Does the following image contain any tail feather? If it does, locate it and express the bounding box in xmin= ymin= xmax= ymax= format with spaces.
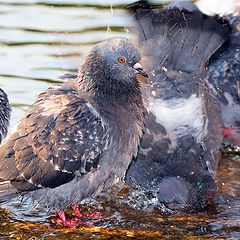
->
xmin=129 ymin=0 xmax=231 ymax=74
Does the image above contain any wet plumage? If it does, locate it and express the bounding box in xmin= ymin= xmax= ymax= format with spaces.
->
xmin=0 ymin=39 xmax=146 ymax=209
xmin=125 ymin=1 xmax=231 ymax=210
xmin=206 ymin=14 xmax=240 ymax=144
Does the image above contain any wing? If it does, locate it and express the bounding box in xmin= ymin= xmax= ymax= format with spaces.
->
xmin=59 ymin=73 xmax=78 ymax=80
xmin=0 ymin=84 xmax=108 ymax=192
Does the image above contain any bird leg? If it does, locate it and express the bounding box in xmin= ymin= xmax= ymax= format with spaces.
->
xmin=51 ymin=208 xmax=87 ymax=227
xmin=72 ymin=203 xmax=103 ymax=219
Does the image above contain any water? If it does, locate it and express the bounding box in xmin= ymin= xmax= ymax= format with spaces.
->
xmin=0 ymin=0 xmax=134 ymax=127
xmin=0 ymin=1 xmax=239 ymax=239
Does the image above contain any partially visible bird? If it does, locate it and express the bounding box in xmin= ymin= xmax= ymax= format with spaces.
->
xmin=0 ymin=88 xmax=11 ymax=144
xmin=125 ymin=0 xmax=231 ymax=210
xmin=0 ymin=39 xmax=147 ymax=212
xmin=168 ymin=0 xmax=240 ymax=146
xmin=204 ymin=14 xmax=240 ymax=144
xmin=196 ymin=0 xmax=240 ymax=16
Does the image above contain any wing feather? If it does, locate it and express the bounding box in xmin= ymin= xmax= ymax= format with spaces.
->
xmin=0 ymin=86 xmax=109 ymax=191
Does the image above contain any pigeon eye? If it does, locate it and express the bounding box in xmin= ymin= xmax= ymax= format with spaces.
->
xmin=118 ymin=57 xmax=125 ymax=63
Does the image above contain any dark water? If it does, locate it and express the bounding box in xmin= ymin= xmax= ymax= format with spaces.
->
xmin=0 ymin=1 xmax=239 ymax=239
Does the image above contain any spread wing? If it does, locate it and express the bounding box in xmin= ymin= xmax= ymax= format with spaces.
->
xmin=0 ymin=85 xmax=109 ymax=192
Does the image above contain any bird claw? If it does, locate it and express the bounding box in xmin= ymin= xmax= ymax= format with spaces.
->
xmin=51 ymin=208 xmax=88 ymax=227
xmin=72 ymin=203 xmax=103 ymax=219
xmin=51 ymin=203 xmax=103 ymax=227
xmin=72 ymin=203 xmax=84 ymax=217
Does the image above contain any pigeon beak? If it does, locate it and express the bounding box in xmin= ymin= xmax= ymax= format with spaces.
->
xmin=133 ymin=63 xmax=148 ymax=78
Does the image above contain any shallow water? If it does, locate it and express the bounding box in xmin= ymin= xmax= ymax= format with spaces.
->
xmin=0 ymin=1 xmax=239 ymax=239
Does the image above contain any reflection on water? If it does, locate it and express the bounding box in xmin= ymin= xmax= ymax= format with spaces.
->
xmin=0 ymin=1 xmax=239 ymax=239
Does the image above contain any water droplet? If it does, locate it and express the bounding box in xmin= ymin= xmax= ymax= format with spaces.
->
xmin=107 ymin=2 xmax=114 ymax=36
xmin=151 ymin=90 xmax=156 ymax=96
xmin=110 ymin=3 xmax=114 ymax=15
xmin=162 ymin=66 xmax=168 ymax=72
xmin=151 ymin=70 xmax=156 ymax=76
xmin=107 ymin=25 xmax=111 ymax=35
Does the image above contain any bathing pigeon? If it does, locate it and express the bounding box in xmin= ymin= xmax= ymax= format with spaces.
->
xmin=0 ymin=88 xmax=11 ymax=144
xmin=126 ymin=1 xmax=231 ymax=210
xmin=167 ymin=0 xmax=240 ymax=146
xmin=0 ymin=38 xmax=147 ymax=209
xmin=205 ymin=14 xmax=240 ymax=144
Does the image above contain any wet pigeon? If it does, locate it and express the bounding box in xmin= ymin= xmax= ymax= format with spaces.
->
xmin=0 ymin=88 xmax=11 ymax=144
xmin=125 ymin=1 xmax=231 ymax=210
xmin=170 ymin=1 xmax=240 ymax=145
xmin=0 ymin=38 xmax=147 ymax=209
xmin=205 ymin=14 xmax=240 ymax=144
xmin=167 ymin=0 xmax=240 ymax=146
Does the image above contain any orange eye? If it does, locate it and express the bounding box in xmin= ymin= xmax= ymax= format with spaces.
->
xmin=118 ymin=57 xmax=125 ymax=63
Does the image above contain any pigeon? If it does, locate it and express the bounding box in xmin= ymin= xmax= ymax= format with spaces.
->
xmin=170 ymin=1 xmax=240 ymax=145
xmin=205 ymin=14 xmax=240 ymax=144
xmin=0 ymin=38 xmax=147 ymax=210
xmin=167 ymin=0 xmax=240 ymax=146
xmin=125 ymin=0 xmax=231 ymax=210
xmin=0 ymin=88 xmax=11 ymax=144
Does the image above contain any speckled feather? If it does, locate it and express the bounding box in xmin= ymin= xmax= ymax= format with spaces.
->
xmin=0 ymin=39 xmax=145 ymax=209
xmin=0 ymin=87 xmax=109 ymax=189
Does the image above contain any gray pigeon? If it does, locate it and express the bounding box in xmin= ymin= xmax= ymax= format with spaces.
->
xmin=0 ymin=88 xmax=11 ymax=144
xmin=166 ymin=0 xmax=240 ymax=146
xmin=0 ymin=38 xmax=147 ymax=209
xmin=206 ymin=14 xmax=240 ymax=145
xmin=126 ymin=0 xmax=230 ymax=210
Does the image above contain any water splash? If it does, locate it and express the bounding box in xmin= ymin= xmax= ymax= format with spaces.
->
xmin=107 ymin=2 xmax=114 ymax=37
xmin=107 ymin=25 xmax=111 ymax=35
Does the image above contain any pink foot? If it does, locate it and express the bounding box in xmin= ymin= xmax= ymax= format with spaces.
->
xmin=72 ymin=203 xmax=103 ymax=219
xmin=223 ymin=126 xmax=240 ymax=144
xmin=51 ymin=208 xmax=87 ymax=227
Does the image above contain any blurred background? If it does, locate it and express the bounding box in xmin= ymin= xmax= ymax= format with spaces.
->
xmin=0 ymin=0 xmax=141 ymax=127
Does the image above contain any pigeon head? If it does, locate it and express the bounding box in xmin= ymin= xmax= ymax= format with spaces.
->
xmin=79 ymin=38 xmax=147 ymax=102
xmin=94 ymin=38 xmax=148 ymax=80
